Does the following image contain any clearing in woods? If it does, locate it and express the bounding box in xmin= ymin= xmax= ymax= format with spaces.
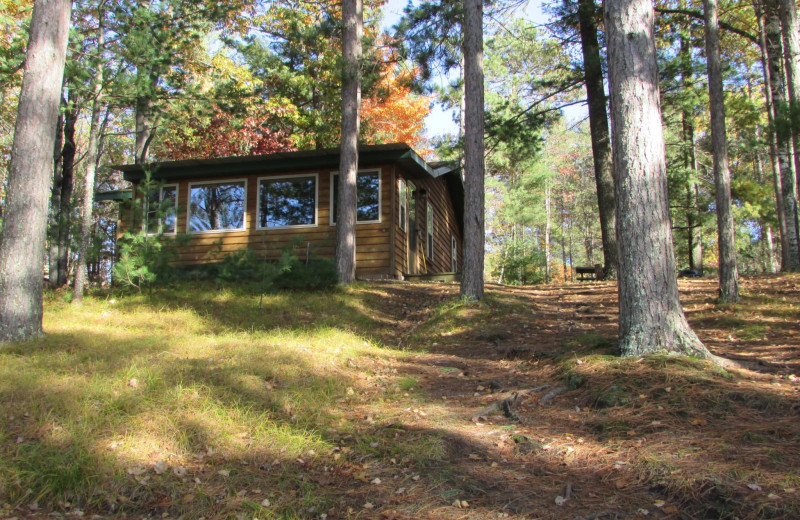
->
xmin=0 ymin=275 xmax=798 ymax=519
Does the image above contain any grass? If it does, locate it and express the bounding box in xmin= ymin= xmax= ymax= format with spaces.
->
xmin=1 ymin=277 xmax=798 ymax=519
xmin=1 ymin=285 xmax=412 ymax=517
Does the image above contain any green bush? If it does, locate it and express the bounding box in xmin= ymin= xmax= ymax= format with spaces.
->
xmin=213 ymin=240 xmax=338 ymax=292
xmin=274 ymin=257 xmax=339 ymax=291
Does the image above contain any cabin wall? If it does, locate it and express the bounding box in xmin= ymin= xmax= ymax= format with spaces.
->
xmin=393 ymin=172 xmax=462 ymax=278
xmin=130 ymin=165 xmax=395 ymax=278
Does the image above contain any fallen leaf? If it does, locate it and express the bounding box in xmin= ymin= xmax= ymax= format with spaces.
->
xmin=217 ymin=470 xmax=230 ymax=477
xmin=371 ymin=477 xmax=382 ymax=485
xmin=261 ymin=499 xmax=271 ymax=507
xmin=173 ymin=466 xmax=187 ymax=477
xmin=154 ymin=460 xmax=168 ymax=475
xmin=127 ymin=466 xmax=147 ymax=476
xmin=653 ymin=500 xmax=666 ymax=508
xmin=555 ymin=496 xmax=567 ymax=506
xmin=748 ymin=483 xmax=762 ymax=491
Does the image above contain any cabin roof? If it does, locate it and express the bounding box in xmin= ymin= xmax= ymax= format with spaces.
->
xmin=115 ymin=143 xmax=454 ymax=183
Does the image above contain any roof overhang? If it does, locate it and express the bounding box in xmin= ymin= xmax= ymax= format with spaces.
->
xmin=115 ymin=144 xmax=441 ymax=182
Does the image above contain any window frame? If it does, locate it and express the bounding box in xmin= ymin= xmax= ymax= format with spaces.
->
xmin=256 ymin=173 xmax=319 ymax=230
xmin=398 ymin=178 xmax=407 ymax=233
xmin=186 ymin=179 xmax=247 ymax=234
xmin=426 ymin=201 xmax=434 ymax=261
xmin=143 ymin=183 xmax=178 ymax=236
xmin=329 ymin=169 xmax=382 ymax=226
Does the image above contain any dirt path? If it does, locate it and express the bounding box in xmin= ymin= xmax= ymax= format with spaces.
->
xmin=342 ymin=276 xmax=800 ymax=519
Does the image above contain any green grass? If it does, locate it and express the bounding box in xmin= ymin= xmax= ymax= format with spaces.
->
xmin=0 ymin=283 xmax=416 ymax=515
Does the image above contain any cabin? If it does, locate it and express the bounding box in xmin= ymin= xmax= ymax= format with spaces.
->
xmin=113 ymin=143 xmax=464 ymax=280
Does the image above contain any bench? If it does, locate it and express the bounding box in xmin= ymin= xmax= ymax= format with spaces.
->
xmin=575 ymin=264 xmax=604 ymax=281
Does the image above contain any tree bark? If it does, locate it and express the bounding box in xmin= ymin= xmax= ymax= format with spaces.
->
xmin=461 ymin=0 xmax=485 ymax=301
xmin=779 ymin=0 xmax=800 ymax=195
xmin=764 ymin=0 xmax=800 ymax=270
xmin=48 ymin=97 xmax=65 ymax=287
xmin=756 ymin=4 xmax=791 ymax=266
xmin=73 ymin=11 xmax=105 ymax=303
xmin=55 ymin=91 xmax=78 ymax=287
xmin=678 ymin=25 xmax=703 ymax=273
xmin=0 ymin=0 xmax=72 ymax=343
xmin=604 ymin=0 xmax=712 ymax=358
xmin=135 ymin=94 xmax=153 ymax=164
xmin=704 ymin=0 xmax=740 ymax=302
xmin=577 ymin=0 xmax=618 ymax=280
xmin=545 ymin=183 xmax=551 ymax=283
xmin=335 ymin=0 xmax=362 ymax=284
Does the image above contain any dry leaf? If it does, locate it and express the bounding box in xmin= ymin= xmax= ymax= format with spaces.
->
xmin=371 ymin=477 xmax=382 ymax=485
xmin=555 ymin=496 xmax=567 ymax=506
xmin=154 ymin=460 xmax=168 ymax=475
xmin=217 ymin=470 xmax=230 ymax=477
xmin=261 ymin=499 xmax=271 ymax=507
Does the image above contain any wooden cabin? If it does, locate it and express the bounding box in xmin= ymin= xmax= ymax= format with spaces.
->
xmin=114 ymin=143 xmax=464 ymax=280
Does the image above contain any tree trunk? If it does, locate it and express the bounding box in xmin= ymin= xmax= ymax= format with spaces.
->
xmin=135 ymin=94 xmax=152 ymax=164
xmin=577 ymin=0 xmax=618 ymax=280
xmin=678 ymin=27 xmax=703 ymax=273
xmin=0 ymin=0 xmax=72 ymax=343
xmin=756 ymin=5 xmax=791 ymax=266
xmin=460 ymin=0 xmax=486 ymax=301
xmin=604 ymin=0 xmax=712 ymax=358
xmin=55 ymin=92 xmax=78 ymax=287
xmin=705 ymin=0 xmax=740 ymax=302
xmin=545 ymin=183 xmax=551 ymax=283
xmin=779 ymin=0 xmax=800 ymax=194
xmin=335 ymin=0 xmax=362 ymax=285
xmin=48 ymin=98 xmax=65 ymax=287
xmin=764 ymin=0 xmax=800 ymax=270
xmin=73 ymin=13 xmax=105 ymax=303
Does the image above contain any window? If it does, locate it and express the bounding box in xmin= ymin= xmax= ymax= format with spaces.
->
xmin=426 ymin=202 xmax=434 ymax=260
xmin=451 ymin=235 xmax=458 ymax=272
xmin=188 ymin=180 xmax=246 ymax=233
xmin=258 ymin=175 xmax=317 ymax=228
xmin=144 ymin=184 xmax=177 ymax=235
xmin=331 ymin=170 xmax=381 ymax=224
xmin=398 ymin=178 xmax=407 ymax=232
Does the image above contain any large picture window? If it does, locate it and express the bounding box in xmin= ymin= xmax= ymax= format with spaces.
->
xmin=144 ymin=184 xmax=177 ymax=235
xmin=188 ymin=180 xmax=246 ymax=232
xmin=331 ymin=170 xmax=381 ymax=224
xmin=258 ymin=175 xmax=317 ymax=228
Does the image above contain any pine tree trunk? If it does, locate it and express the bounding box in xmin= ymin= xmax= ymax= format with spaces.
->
xmin=56 ymin=93 xmax=78 ymax=286
xmin=756 ymin=4 xmax=791 ymax=266
xmin=73 ymin=14 xmax=105 ymax=303
xmin=135 ymin=94 xmax=152 ymax=164
xmin=545 ymin=183 xmax=551 ymax=283
xmin=605 ymin=0 xmax=712 ymax=358
xmin=679 ymin=28 xmax=703 ymax=273
xmin=705 ymin=0 xmax=740 ymax=302
xmin=335 ymin=0 xmax=362 ymax=284
xmin=765 ymin=0 xmax=800 ymax=270
xmin=779 ymin=0 xmax=800 ymax=194
xmin=460 ymin=0 xmax=485 ymax=301
xmin=48 ymin=99 xmax=65 ymax=287
xmin=577 ymin=0 xmax=617 ymax=280
xmin=0 ymin=0 xmax=72 ymax=343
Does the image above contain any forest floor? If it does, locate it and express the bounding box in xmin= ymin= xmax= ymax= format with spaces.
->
xmin=0 ymin=275 xmax=798 ymax=519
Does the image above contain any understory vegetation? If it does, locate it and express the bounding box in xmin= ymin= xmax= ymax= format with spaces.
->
xmin=0 ymin=276 xmax=798 ymax=519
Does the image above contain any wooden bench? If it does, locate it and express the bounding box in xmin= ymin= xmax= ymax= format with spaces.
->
xmin=575 ymin=264 xmax=604 ymax=281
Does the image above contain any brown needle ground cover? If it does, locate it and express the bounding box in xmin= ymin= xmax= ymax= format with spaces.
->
xmin=0 ymin=275 xmax=798 ymax=519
